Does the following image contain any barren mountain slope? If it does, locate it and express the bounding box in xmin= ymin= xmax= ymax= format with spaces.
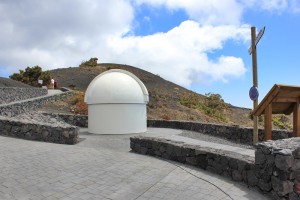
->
xmin=48 ymin=63 xmax=254 ymax=126
xmin=0 ymin=77 xmax=32 ymax=88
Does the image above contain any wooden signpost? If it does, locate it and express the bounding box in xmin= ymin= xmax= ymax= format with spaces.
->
xmin=249 ymin=26 xmax=265 ymax=144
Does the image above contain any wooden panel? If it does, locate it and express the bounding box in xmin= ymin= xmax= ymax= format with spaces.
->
xmin=293 ymin=102 xmax=300 ymax=137
xmin=253 ymin=84 xmax=280 ymax=116
xmin=272 ymin=102 xmax=292 ymax=114
xmin=254 ymin=84 xmax=300 ymax=116
xmin=273 ymin=97 xmax=299 ymax=103
xmin=264 ymin=103 xmax=272 ymax=141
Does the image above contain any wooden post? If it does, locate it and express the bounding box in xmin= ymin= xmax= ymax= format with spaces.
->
xmin=293 ymin=101 xmax=300 ymax=137
xmin=264 ymin=103 xmax=272 ymax=140
xmin=251 ymin=27 xmax=259 ymax=144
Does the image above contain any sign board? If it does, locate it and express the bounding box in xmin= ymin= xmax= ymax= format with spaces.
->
xmin=248 ymin=26 xmax=265 ymax=54
xmin=249 ymin=86 xmax=259 ymax=101
xmin=255 ymin=26 xmax=265 ymax=45
xmin=38 ymin=80 xmax=43 ymax=84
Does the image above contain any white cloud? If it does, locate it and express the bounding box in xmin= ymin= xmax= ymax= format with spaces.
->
xmin=242 ymin=0 xmax=300 ymax=13
xmin=134 ymin=0 xmax=244 ymax=25
xmin=0 ymin=0 xmax=134 ymax=73
xmin=261 ymin=0 xmax=288 ymax=11
xmin=104 ymin=20 xmax=248 ymax=86
xmin=0 ymin=0 xmax=250 ymax=87
xmin=134 ymin=0 xmax=299 ymax=24
xmin=290 ymin=0 xmax=300 ymax=13
xmin=6 ymin=0 xmax=298 ymax=88
xmin=243 ymin=0 xmax=288 ymax=12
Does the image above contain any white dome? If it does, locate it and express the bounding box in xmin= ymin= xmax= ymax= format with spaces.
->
xmin=84 ymin=69 xmax=149 ymax=104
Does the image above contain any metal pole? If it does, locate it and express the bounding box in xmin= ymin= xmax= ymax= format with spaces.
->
xmin=251 ymin=26 xmax=258 ymax=144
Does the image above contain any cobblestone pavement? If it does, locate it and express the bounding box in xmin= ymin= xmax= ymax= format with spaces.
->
xmin=0 ymin=128 xmax=270 ymax=200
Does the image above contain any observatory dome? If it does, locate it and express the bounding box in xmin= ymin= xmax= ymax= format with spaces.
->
xmin=84 ymin=69 xmax=148 ymax=104
xmin=84 ymin=69 xmax=149 ymax=134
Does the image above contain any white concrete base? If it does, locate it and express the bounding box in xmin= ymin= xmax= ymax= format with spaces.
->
xmin=88 ymin=104 xmax=147 ymax=134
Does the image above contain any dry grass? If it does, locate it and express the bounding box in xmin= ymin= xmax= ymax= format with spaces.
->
xmin=69 ymin=91 xmax=88 ymax=115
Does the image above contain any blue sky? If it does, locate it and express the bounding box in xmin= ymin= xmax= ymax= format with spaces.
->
xmin=0 ymin=0 xmax=300 ymax=108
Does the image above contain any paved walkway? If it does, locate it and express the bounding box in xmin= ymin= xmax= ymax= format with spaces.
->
xmin=0 ymin=128 xmax=270 ymax=200
xmin=47 ymin=89 xmax=63 ymax=96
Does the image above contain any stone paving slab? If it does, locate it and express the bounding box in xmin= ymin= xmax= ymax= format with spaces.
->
xmin=0 ymin=128 xmax=270 ymax=200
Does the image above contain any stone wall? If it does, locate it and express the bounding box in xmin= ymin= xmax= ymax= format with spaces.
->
xmin=0 ymin=116 xmax=79 ymax=144
xmin=35 ymin=115 xmax=292 ymax=144
xmin=0 ymin=91 xmax=74 ymax=117
xmin=147 ymin=120 xmax=292 ymax=144
xmin=0 ymin=87 xmax=47 ymax=104
xmin=0 ymin=90 xmax=77 ymax=144
xmin=255 ymin=139 xmax=300 ymax=199
xmin=130 ymin=136 xmax=300 ymax=200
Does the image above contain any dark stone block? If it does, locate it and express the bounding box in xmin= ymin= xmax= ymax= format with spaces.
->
xmin=237 ymin=161 xmax=247 ymax=171
xmin=186 ymin=157 xmax=197 ymax=166
xmin=159 ymin=145 xmax=166 ymax=153
xmin=247 ymin=170 xmax=258 ymax=186
xmin=232 ymin=170 xmax=243 ymax=181
xmin=271 ymin=176 xmax=294 ymax=196
xmin=220 ymin=156 xmax=229 ymax=166
xmin=275 ymin=154 xmax=294 ymax=171
xmin=148 ymin=149 xmax=155 ymax=156
xmin=140 ymin=147 xmax=148 ymax=155
xmin=162 ymin=153 xmax=169 ymax=159
xmin=152 ymin=141 xmax=160 ymax=150
xmin=266 ymin=155 xmax=275 ymax=166
xmin=177 ymin=156 xmax=186 ymax=163
xmin=154 ymin=150 xmax=161 ymax=156
xmin=173 ymin=146 xmax=182 ymax=156
xmin=289 ymin=192 xmax=300 ymax=200
xmin=258 ymin=179 xmax=272 ymax=192
xmin=228 ymin=158 xmax=238 ymax=170
xmin=196 ymin=155 xmax=208 ymax=169
xmin=255 ymin=149 xmax=266 ymax=165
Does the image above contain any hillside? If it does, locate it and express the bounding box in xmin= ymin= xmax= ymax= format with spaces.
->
xmin=0 ymin=77 xmax=32 ymax=88
xmin=48 ymin=63 xmax=254 ymax=126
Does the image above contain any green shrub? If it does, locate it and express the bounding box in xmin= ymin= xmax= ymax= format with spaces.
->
xmin=79 ymin=57 xmax=98 ymax=67
xmin=180 ymin=93 xmax=228 ymax=122
xmin=10 ymin=66 xmax=51 ymax=87
xmin=272 ymin=114 xmax=291 ymax=129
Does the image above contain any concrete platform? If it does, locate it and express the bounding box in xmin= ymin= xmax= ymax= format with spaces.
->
xmin=0 ymin=128 xmax=270 ymax=200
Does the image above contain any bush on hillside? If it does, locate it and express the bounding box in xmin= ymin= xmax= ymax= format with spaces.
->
xmin=180 ymin=93 xmax=228 ymax=122
xmin=79 ymin=57 xmax=98 ymax=68
xmin=9 ymin=66 xmax=51 ymax=87
xmin=69 ymin=91 xmax=88 ymax=115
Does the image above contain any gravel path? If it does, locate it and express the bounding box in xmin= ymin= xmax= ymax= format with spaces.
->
xmin=12 ymin=111 xmax=71 ymax=127
xmin=179 ymin=130 xmax=254 ymax=149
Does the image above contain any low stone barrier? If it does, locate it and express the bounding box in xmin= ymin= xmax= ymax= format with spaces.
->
xmin=30 ymin=116 xmax=292 ymax=144
xmin=0 ymin=90 xmax=77 ymax=144
xmin=0 ymin=87 xmax=47 ymax=104
xmin=130 ymin=136 xmax=300 ymax=200
xmin=147 ymin=120 xmax=292 ymax=144
xmin=36 ymin=116 xmax=292 ymax=144
xmin=0 ymin=116 xmax=79 ymax=144
xmin=0 ymin=91 xmax=74 ymax=117
xmin=255 ymin=139 xmax=300 ymax=199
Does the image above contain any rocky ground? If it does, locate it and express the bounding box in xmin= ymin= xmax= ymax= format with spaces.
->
xmin=12 ymin=111 xmax=71 ymax=128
